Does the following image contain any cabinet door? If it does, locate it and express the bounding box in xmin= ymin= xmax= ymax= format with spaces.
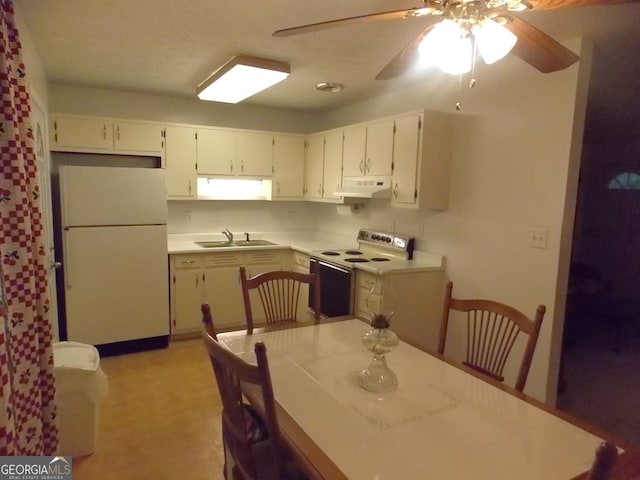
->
xmin=355 ymin=272 xmax=381 ymax=320
xmin=391 ymin=114 xmax=420 ymax=205
xmin=113 ymin=121 xmax=164 ymax=152
xmin=304 ymin=134 xmax=324 ymax=200
xmin=51 ymin=115 xmax=112 ymax=151
xmin=165 ymin=126 xmax=197 ymax=198
xmin=323 ymin=130 xmax=343 ymax=200
xmin=172 ymin=269 xmax=203 ymax=334
xmin=342 ymin=125 xmax=366 ymax=177
xmin=273 ymin=135 xmax=304 ymax=199
xmin=197 ymin=128 xmax=236 ymax=175
xmin=237 ymin=132 xmax=273 ymax=177
xmin=366 ymin=119 xmax=394 ymax=176
xmin=203 ymin=265 xmax=246 ymax=329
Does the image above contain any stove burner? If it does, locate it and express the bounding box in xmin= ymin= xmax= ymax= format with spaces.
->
xmin=370 ymin=257 xmax=391 ymax=262
xmin=321 ymin=251 xmax=341 ymax=256
xmin=345 ymin=258 xmax=370 ymax=263
xmin=345 ymin=250 xmax=363 ymax=255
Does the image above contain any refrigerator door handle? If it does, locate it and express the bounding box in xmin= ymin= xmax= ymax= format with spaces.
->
xmin=63 ymin=230 xmax=72 ymax=289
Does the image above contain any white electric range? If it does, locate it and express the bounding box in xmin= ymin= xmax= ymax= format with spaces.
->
xmin=309 ymin=229 xmax=445 ymax=351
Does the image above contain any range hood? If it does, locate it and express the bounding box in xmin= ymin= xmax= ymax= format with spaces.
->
xmin=334 ymin=176 xmax=392 ymax=199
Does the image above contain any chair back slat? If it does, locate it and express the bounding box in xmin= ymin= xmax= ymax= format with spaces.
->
xmin=240 ymin=266 xmax=320 ymax=331
xmin=202 ymin=324 xmax=285 ymax=480
xmin=440 ymin=281 xmax=545 ymax=392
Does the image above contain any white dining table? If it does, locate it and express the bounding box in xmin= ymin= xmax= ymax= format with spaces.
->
xmin=218 ymin=318 xmax=614 ymax=480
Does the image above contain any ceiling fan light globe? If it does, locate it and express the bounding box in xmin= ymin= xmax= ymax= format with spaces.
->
xmin=439 ymin=35 xmax=472 ymax=74
xmin=418 ymin=19 xmax=471 ymax=74
xmin=473 ymin=20 xmax=518 ymax=65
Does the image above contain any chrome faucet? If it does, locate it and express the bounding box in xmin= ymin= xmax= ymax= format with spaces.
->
xmin=222 ymin=229 xmax=233 ymax=244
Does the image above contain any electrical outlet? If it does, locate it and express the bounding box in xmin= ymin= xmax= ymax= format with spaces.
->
xmin=185 ymin=210 xmax=192 ymax=221
xmin=416 ymin=222 xmax=425 ymax=238
xmin=287 ymin=210 xmax=294 ymax=221
xmin=528 ymin=228 xmax=548 ymax=249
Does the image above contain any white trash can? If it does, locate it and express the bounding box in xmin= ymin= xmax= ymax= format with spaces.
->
xmin=53 ymin=341 xmax=108 ymax=457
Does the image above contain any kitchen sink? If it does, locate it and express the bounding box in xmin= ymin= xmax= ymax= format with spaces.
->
xmin=195 ymin=239 xmax=277 ymax=248
xmin=233 ymin=239 xmax=277 ymax=246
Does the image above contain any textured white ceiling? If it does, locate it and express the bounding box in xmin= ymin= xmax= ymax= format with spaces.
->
xmin=16 ymin=0 xmax=640 ymax=125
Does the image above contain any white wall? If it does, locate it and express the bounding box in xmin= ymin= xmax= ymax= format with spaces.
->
xmin=314 ymin=39 xmax=591 ymax=403
xmin=14 ymin=4 xmax=48 ymax=104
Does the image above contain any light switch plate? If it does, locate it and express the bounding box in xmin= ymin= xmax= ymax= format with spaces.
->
xmin=528 ymin=228 xmax=548 ymax=249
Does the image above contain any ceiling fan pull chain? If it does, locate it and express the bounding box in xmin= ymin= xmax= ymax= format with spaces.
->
xmin=456 ymin=74 xmax=463 ymax=111
xmin=469 ymin=37 xmax=478 ymax=89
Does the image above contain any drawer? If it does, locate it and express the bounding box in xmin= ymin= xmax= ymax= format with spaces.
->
xmin=358 ymin=271 xmax=379 ymax=291
xmin=356 ymin=292 xmax=381 ymax=319
xmin=203 ymin=252 xmax=244 ymax=267
xmin=292 ymin=251 xmax=310 ymax=269
xmin=172 ymin=254 xmax=204 ymax=268
xmin=246 ymin=250 xmax=284 ymax=264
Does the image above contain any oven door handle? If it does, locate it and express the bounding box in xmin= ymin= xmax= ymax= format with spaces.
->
xmin=315 ymin=259 xmax=352 ymax=275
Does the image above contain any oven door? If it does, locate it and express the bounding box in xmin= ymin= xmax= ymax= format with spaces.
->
xmin=309 ymin=258 xmax=354 ymax=317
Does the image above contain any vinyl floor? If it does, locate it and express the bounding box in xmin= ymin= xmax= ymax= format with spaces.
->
xmin=71 ymin=338 xmax=225 ymax=480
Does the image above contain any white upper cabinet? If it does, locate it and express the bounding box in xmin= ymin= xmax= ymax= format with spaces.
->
xmin=322 ymin=130 xmax=343 ymax=202
xmin=165 ymin=126 xmax=197 ymax=199
xmin=391 ymin=111 xmax=453 ymax=210
xmin=365 ymin=119 xmax=394 ymax=176
xmin=342 ymin=125 xmax=367 ymax=177
xmin=342 ymin=119 xmax=394 ymax=178
xmin=196 ymin=128 xmax=236 ymax=175
xmin=304 ymin=134 xmax=324 ymax=200
xmin=113 ymin=121 xmax=164 ymax=152
xmin=50 ymin=114 xmax=163 ymax=154
xmin=272 ymin=134 xmax=304 ymax=199
xmin=51 ymin=115 xmax=113 ymax=151
xmin=197 ymin=129 xmax=273 ymax=178
xmin=236 ymin=132 xmax=273 ymax=177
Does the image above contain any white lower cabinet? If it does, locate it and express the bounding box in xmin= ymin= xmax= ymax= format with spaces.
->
xmin=202 ymin=253 xmax=246 ymax=330
xmin=355 ymin=269 xmax=445 ymax=352
xmin=291 ymin=251 xmax=311 ymax=319
xmin=170 ymin=250 xmax=286 ymax=335
xmin=171 ymin=255 xmax=205 ymax=334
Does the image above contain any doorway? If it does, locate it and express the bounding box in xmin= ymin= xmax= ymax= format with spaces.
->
xmin=557 ymin=138 xmax=640 ymax=447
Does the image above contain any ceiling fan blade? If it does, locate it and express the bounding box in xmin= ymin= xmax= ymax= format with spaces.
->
xmin=375 ymin=25 xmax=436 ymax=80
xmin=273 ymin=8 xmax=429 ymax=37
xmin=529 ymin=0 xmax=640 ymax=11
xmin=505 ymin=17 xmax=579 ymax=73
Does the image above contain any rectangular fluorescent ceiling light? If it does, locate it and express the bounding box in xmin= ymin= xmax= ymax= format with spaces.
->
xmin=197 ymin=54 xmax=290 ymax=104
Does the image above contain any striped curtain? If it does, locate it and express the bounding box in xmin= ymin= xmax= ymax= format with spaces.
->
xmin=0 ymin=0 xmax=58 ymax=455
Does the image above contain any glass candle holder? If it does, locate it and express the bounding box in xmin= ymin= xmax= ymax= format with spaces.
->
xmin=358 ymin=313 xmax=399 ymax=393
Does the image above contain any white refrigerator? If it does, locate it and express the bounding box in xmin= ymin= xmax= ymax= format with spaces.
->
xmin=59 ymin=165 xmax=169 ymax=347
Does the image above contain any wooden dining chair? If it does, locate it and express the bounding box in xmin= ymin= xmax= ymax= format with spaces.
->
xmin=203 ymin=327 xmax=290 ymax=480
xmin=587 ymin=441 xmax=618 ymax=480
xmin=438 ymin=281 xmax=546 ymax=392
xmin=240 ymin=266 xmax=320 ymax=332
xmin=201 ymin=302 xmax=217 ymax=339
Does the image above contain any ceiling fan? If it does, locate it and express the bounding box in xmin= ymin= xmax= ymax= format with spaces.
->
xmin=273 ymin=0 xmax=638 ymax=79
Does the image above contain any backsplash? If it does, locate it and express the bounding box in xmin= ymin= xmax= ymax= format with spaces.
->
xmin=167 ymin=200 xmax=316 ymax=234
xmin=168 ymin=199 xmax=439 ymax=253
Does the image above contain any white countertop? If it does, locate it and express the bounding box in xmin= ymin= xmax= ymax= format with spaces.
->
xmin=167 ymin=230 xmax=445 ymax=274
